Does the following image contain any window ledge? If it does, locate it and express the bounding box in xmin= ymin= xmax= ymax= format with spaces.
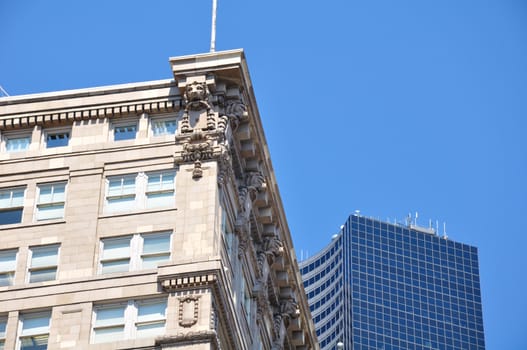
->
xmin=99 ymin=207 xmax=177 ymax=220
xmin=0 ymin=219 xmax=66 ymax=231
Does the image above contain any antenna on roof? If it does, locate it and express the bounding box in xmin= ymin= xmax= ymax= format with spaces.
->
xmin=0 ymin=85 xmax=9 ymax=97
xmin=210 ymin=0 xmax=218 ymax=52
xmin=443 ymin=222 xmax=448 ymax=239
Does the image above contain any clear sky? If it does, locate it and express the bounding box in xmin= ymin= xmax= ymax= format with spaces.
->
xmin=1 ymin=1 xmax=526 ymax=348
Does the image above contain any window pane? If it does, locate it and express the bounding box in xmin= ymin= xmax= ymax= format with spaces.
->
xmin=147 ymin=173 xmax=174 ymax=192
xmin=142 ymin=255 xmax=170 ymax=269
xmin=143 ymin=234 xmax=170 ymax=254
xmin=20 ymin=334 xmax=48 ymax=350
xmin=136 ymin=321 xmax=165 ymax=338
xmin=0 ymin=192 xmax=10 ymax=208
xmin=0 ymin=209 xmax=23 ymax=225
xmin=37 ymin=186 xmax=53 ymax=204
xmin=22 ymin=314 xmax=50 ymax=335
xmin=102 ymin=238 xmax=130 ymax=259
xmin=36 ymin=205 xmax=64 ymax=221
xmin=152 ymin=119 xmax=177 ymax=136
xmin=0 ymin=250 xmax=17 ymax=272
xmin=46 ymin=132 xmax=69 ymax=148
xmin=101 ymin=260 xmax=130 ymax=274
xmin=29 ymin=269 xmax=57 ymax=283
xmin=51 ymin=184 xmax=65 ymax=202
xmin=11 ymin=188 xmax=25 ymax=206
xmin=31 ymin=246 xmax=58 ymax=268
xmin=137 ymin=300 xmax=166 ymax=322
xmin=108 ymin=177 xmax=135 ymax=197
xmin=146 ymin=192 xmax=173 ymax=209
xmin=0 ymin=272 xmax=14 ymax=287
xmin=93 ymin=326 xmax=124 ymax=343
xmin=6 ymin=137 xmax=30 ymax=152
xmin=114 ymin=125 xmax=137 ymax=141
xmin=0 ymin=320 xmax=6 ymax=337
xmin=95 ymin=306 xmax=125 ymax=327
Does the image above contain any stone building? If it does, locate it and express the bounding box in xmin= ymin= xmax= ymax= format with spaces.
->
xmin=0 ymin=50 xmax=318 ymax=350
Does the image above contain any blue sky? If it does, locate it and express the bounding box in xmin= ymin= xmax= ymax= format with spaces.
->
xmin=1 ymin=1 xmax=526 ymax=348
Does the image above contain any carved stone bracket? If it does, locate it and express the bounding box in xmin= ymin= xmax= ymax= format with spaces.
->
xmin=222 ymin=97 xmax=248 ymax=131
xmin=178 ymin=296 xmax=200 ymax=328
xmin=262 ymin=235 xmax=284 ymax=267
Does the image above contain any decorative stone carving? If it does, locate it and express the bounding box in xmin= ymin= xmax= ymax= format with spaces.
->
xmin=233 ymin=171 xmax=265 ymax=257
xmin=216 ymin=143 xmax=233 ymax=186
xmin=280 ymin=298 xmax=300 ymax=326
xmin=262 ymin=234 xmax=284 ymax=266
xmin=223 ymin=98 xmax=247 ymax=131
xmin=175 ymin=132 xmax=214 ymax=179
xmin=178 ymin=296 xmax=200 ymax=328
xmin=156 ymin=330 xmax=220 ymax=350
xmin=181 ymin=81 xmax=216 ymax=133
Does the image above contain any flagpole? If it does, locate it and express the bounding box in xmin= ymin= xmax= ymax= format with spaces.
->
xmin=210 ymin=0 xmax=217 ymax=52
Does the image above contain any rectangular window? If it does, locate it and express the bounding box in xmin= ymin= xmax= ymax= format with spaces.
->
xmin=100 ymin=237 xmax=131 ymax=274
xmin=104 ymin=171 xmax=176 ymax=214
xmin=46 ymin=132 xmax=69 ymax=148
xmin=100 ymin=232 xmax=171 ymax=274
xmin=151 ymin=118 xmax=177 ymax=136
xmin=93 ymin=299 xmax=166 ymax=344
xmin=6 ymin=136 xmax=30 ymax=152
xmin=0 ymin=187 xmax=25 ymax=225
xmin=135 ymin=299 xmax=166 ymax=338
xmin=0 ymin=317 xmax=6 ymax=350
xmin=36 ymin=182 xmax=66 ymax=221
xmin=141 ymin=232 xmax=171 ymax=269
xmin=28 ymin=245 xmax=59 ymax=283
xmin=105 ymin=175 xmax=136 ymax=213
xmin=114 ymin=124 xmax=137 ymax=141
xmin=92 ymin=304 xmax=126 ymax=343
xmin=0 ymin=249 xmax=17 ymax=287
xmin=19 ymin=311 xmax=50 ymax=350
xmin=145 ymin=172 xmax=175 ymax=209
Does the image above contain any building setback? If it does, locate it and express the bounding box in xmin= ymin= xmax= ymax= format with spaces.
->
xmin=0 ymin=49 xmax=318 ymax=350
xmin=300 ymin=214 xmax=485 ymax=350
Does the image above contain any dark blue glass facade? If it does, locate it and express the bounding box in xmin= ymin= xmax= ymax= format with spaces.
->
xmin=300 ymin=214 xmax=485 ymax=350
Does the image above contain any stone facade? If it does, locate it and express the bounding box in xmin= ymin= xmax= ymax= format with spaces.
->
xmin=0 ymin=50 xmax=318 ymax=349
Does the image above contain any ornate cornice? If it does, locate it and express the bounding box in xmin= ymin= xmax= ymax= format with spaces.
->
xmin=0 ymin=98 xmax=180 ymax=130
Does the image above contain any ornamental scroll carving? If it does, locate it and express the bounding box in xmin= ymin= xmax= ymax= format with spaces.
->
xmin=178 ymin=296 xmax=200 ymax=328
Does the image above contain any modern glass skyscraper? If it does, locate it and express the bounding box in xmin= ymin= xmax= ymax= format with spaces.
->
xmin=300 ymin=214 xmax=485 ymax=350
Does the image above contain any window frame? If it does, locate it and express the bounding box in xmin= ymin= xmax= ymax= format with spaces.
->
xmin=92 ymin=298 xmax=167 ymax=344
xmin=0 ymin=186 xmax=26 ymax=225
xmin=0 ymin=249 xmax=18 ymax=287
xmin=18 ymin=311 xmax=51 ymax=350
xmin=35 ymin=182 xmax=67 ymax=221
xmin=27 ymin=244 xmax=60 ymax=284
